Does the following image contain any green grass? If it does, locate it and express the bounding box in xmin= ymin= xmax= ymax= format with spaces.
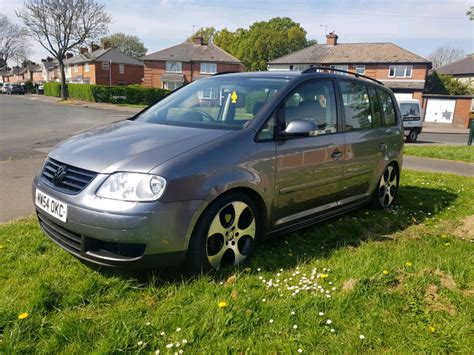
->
xmin=1 ymin=171 xmax=473 ymax=353
xmin=404 ymin=145 xmax=474 ymax=163
xmin=116 ymin=103 xmax=148 ymax=109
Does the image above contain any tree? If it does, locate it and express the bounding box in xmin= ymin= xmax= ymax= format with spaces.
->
xmin=467 ymin=6 xmax=473 ymax=20
xmin=0 ymin=14 xmax=30 ymax=70
xmin=187 ymin=27 xmax=217 ymax=43
xmin=424 ymin=71 xmax=473 ymax=95
xmin=427 ymin=46 xmax=466 ymax=69
xmin=17 ymin=0 xmax=111 ymax=99
xmin=213 ymin=17 xmax=316 ymax=71
xmin=100 ymin=32 xmax=147 ymax=59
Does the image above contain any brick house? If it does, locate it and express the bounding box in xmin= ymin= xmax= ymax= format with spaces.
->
xmin=436 ymin=56 xmax=474 ymax=87
xmin=63 ymin=46 xmax=144 ymax=85
xmin=142 ymin=36 xmax=245 ymax=89
xmin=268 ymin=32 xmax=432 ymax=102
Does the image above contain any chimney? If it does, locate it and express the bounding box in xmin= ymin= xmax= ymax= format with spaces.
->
xmin=326 ymin=31 xmax=338 ymax=46
xmin=65 ymin=52 xmax=73 ymax=59
xmin=192 ymin=36 xmax=204 ymax=45
xmin=102 ymin=40 xmax=112 ymax=49
xmin=80 ymin=47 xmax=88 ymax=54
xmin=47 ymin=56 xmax=53 ymax=62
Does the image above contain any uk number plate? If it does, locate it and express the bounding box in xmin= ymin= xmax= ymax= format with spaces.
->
xmin=35 ymin=189 xmax=68 ymax=222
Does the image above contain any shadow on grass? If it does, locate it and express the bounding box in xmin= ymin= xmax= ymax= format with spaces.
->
xmin=94 ymin=185 xmax=457 ymax=285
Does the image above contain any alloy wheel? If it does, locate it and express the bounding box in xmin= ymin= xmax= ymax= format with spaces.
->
xmin=378 ymin=165 xmax=398 ymax=208
xmin=206 ymin=201 xmax=256 ymax=269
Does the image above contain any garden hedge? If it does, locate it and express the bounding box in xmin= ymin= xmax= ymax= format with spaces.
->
xmin=44 ymin=82 xmax=169 ymax=106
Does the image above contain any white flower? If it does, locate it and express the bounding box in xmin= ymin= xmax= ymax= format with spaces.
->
xmin=330 ymin=328 xmax=335 ymax=333
xmin=176 ymin=343 xmax=181 ymax=347
xmin=280 ymin=268 xmax=283 ymax=272
xmin=182 ymin=339 xmax=188 ymax=344
xmin=178 ymin=351 xmax=183 ymax=354
xmin=146 ymin=322 xmax=151 ymax=326
xmin=293 ymin=324 xmax=298 ymax=329
xmin=319 ymin=312 xmax=324 ymax=316
xmin=138 ymin=341 xmax=144 ymax=346
xmin=291 ymin=311 xmax=296 ymax=315
xmin=155 ymin=350 xmax=160 ymax=355
xmin=166 ymin=343 xmax=174 ymax=349
xmin=269 ymin=319 xmax=274 ymax=324
xmin=257 ymin=268 xmax=261 ymax=271
xmin=259 ymin=276 xmax=263 ymax=280
xmin=326 ymin=319 xmax=333 ymax=325
xmin=262 ymin=298 xmax=266 ymax=302
xmin=359 ymin=334 xmax=366 ymax=340
xmin=160 ymin=331 xmax=165 ymax=336
xmin=297 ymin=349 xmax=303 ymax=353
xmin=176 ymin=328 xmax=182 ymax=332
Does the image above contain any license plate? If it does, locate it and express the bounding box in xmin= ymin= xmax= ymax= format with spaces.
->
xmin=35 ymin=189 xmax=68 ymax=222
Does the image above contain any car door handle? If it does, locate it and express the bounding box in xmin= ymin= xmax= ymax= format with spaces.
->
xmin=331 ymin=149 xmax=343 ymax=160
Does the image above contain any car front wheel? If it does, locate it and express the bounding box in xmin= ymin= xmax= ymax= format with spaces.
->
xmin=186 ymin=192 xmax=260 ymax=273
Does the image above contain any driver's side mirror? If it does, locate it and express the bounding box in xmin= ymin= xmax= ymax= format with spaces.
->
xmin=279 ymin=119 xmax=317 ymax=138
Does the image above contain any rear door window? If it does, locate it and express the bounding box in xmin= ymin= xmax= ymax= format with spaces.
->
xmin=377 ymin=89 xmax=397 ymax=126
xmin=339 ymin=81 xmax=372 ymax=131
xmin=367 ymin=86 xmax=383 ymax=128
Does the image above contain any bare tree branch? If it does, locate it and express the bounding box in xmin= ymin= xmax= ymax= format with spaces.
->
xmin=427 ymin=46 xmax=466 ymax=69
xmin=0 ymin=14 xmax=31 ymax=69
xmin=16 ymin=0 xmax=111 ymax=99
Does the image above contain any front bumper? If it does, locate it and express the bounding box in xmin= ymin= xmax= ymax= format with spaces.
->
xmin=32 ymin=173 xmax=207 ymax=269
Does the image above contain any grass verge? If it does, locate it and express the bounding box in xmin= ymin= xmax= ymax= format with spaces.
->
xmin=1 ymin=170 xmax=473 ymax=352
xmin=404 ymin=145 xmax=474 ymax=163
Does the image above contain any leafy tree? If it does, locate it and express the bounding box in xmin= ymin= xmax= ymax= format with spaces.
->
xmin=100 ymin=32 xmax=147 ymax=59
xmin=188 ymin=27 xmax=216 ymax=43
xmin=427 ymin=45 xmax=465 ymax=69
xmin=17 ymin=0 xmax=111 ymax=99
xmin=0 ymin=14 xmax=30 ymax=70
xmin=213 ymin=17 xmax=316 ymax=71
xmin=425 ymin=71 xmax=473 ymax=95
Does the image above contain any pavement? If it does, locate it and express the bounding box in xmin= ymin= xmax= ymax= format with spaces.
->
xmin=403 ymin=156 xmax=474 ymax=177
xmin=0 ymin=93 xmax=473 ymax=223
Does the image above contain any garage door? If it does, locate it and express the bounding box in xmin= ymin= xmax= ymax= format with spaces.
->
xmin=424 ymin=99 xmax=456 ymax=123
xmin=394 ymin=93 xmax=413 ymax=101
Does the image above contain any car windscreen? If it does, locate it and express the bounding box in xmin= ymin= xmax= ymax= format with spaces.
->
xmin=400 ymin=103 xmax=420 ymax=118
xmin=135 ymin=77 xmax=290 ymax=130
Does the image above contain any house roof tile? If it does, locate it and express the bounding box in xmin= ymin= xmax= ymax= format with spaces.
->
xmin=436 ymin=56 xmax=474 ymax=75
xmin=142 ymin=42 xmax=242 ymax=64
xmin=269 ymin=43 xmax=430 ymax=65
xmin=64 ymin=48 xmax=143 ymax=66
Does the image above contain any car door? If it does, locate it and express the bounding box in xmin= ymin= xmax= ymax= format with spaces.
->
xmin=338 ymin=80 xmax=387 ymax=200
xmin=274 ymin=79 xmax=345 ymax=225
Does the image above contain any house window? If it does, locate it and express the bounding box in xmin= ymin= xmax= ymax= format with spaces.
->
xmin=355 ymin=65 xmax=365 ymax=75
xmin=200 ymin=62 xmax=217 ymax=74
xmin=198 ymin=87 xmax=217 ymax=100
xmin=84 ymin=63 xmax=89 ymax=72
xmin=388 ymin=65 xmax=412 ymax=78
xmin=102 ymin=61 xmax=110 ymax=70
xmin=163 ymin=81 xmax=181 ymax=90
xmin=166 ymin=61 xmax=182 ymax=73
xmin=119 ymin=64 xmax=125 ymax=74
xmin=74 ymin=64 xmax=78 ymax=72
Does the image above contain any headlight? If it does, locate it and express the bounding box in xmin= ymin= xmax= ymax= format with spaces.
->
xmin=96 ymin=172 xmax=166 ymax=202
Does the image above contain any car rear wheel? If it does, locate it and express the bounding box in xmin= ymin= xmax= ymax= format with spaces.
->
xmin=407 ymin=130 xmax=418 ymax=143
xmin=372 ymin=164 xmax=399 ymax=209
xmin=186 ymin=192 xmax=260 ymax=273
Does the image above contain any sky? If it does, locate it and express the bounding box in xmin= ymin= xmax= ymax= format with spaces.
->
xmin=1 ymin=0 xmax=473 ymax=64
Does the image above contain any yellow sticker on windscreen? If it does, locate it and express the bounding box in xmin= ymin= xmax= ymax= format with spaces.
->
xmin=231 ymin=90 xmax=238 ymax=103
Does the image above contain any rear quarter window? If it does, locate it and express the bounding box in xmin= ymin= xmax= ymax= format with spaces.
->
xmin=377 ymin=89 xmax=397 ymax=126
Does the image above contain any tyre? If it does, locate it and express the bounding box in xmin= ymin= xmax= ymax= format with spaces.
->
xmin=406 ymin=130 xmax=418 ymax=143
xmin=186 ymin=191 xmax=261 ymax=273
xmin=371 ymin=164 xmax=399 ymax=209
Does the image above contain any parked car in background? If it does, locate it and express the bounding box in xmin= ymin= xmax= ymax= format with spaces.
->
xmin=399 ymin=99 xmax=422 ymax=142
xmin=6 ymin=84 xmax=26 ymax=95
xmin=37 ymin=84 xmax=44 ymax=94
xmin=1 ymin=83 xmax=9 ymax=94
xmin=33 ymin=69 xmax=404 ymax=272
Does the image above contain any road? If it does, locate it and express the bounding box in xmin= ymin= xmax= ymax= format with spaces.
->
xmin=0 ymin=94 xmax=471 ymax=222
xmin=0 ymin=94 xmax=134 ymax=222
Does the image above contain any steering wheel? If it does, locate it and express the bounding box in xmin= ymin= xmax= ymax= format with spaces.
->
xmin=198 ymin=110 xmax=216 ymax=122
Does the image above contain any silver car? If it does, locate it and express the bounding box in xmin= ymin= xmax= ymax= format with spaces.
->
xmin=33 ymin=69 xmax=404 ymax=271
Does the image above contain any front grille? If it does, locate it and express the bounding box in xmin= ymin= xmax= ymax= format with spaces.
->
xmin=38 ymin=213 xmax=82 ymax=254
xmin=40 ymin=158 xmax=97 ymax=194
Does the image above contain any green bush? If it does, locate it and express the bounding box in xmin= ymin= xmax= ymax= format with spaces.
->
xmin=68 ymin=84 xmax=94 ymax=101
xmin=44 ymin=82 xmax=61 ymax=97
xmin=90 ymin=85 xmax=169 ymax=105
xmin=24 ymin=82 xmax=36 ymax=94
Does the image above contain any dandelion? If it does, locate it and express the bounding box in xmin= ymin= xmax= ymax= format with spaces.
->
xmin=318 ymin=312 xmax=324 ymax=316
xmin=382 ymin=270 xmax=389 ymax=275
xmin=269 ymin=319 xmax=274 ymax=324
xmin=326 ymin=319 xmax=333 ymax=325
xmin=405 ymin=262 xmax=413 ymax=267
xmin=18 ymin=312 xmax=28 ymax=320
xmin=218 ymin=301 xmax=228 ymax=308
xmin=359 ymin=334 xmax=365 ymax=340
xmin=445 ymin=242 xmax=450 ymax=246
xmin=319 ymin=274 xmax=329 ymax=279
xmin=293 ymin=324 xmax=298 ymax=329
xmin=428 ymin=325 xmax=436 ymax=333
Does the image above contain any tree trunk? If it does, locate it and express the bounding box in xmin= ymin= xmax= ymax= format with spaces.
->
xmin=59 ymin=61 xmax=68 ymax=100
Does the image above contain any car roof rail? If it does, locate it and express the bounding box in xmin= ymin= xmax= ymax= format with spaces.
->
xmin=212 ymin=71 xmax=239 ymax=76
xmin=301 ymin=66 xmax=384 ymax=86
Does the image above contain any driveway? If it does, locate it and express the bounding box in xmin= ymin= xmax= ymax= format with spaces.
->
xmin=0 ymin=94 xmax=134 ymax=222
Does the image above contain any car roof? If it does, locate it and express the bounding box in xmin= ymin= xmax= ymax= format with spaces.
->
xmin=397 ymin=99 xmax=420 ymax=104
